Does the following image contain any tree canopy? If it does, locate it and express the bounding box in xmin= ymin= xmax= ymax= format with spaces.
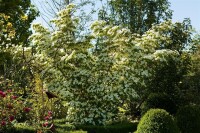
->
xmin=0 ymin=0 xmax=38 ymax=45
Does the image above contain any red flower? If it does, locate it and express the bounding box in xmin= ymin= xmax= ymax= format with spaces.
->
xmin=42 ymin=122 xmax=48 ymax=127
xmin=9 ymin=115 xmax=15 ymax=122
xmin=13 ymin=110 xmax=17 ymax=115
xmin=7 ymin=89 xmax=12 ymax=93
xmin=23 ymin=107 xmax=31 ymax=113
xmin=44 ymin=115 xmax=50 ymax=120
xmin=6 ymin=103 xmax=13 ymax=109
xmin=11 ymin=95 xmax=18 ymax=100
xmin=1 ymin=121 xmax=6 ymax=126
xmin=0 ymin=90 xmax=6 ymax=98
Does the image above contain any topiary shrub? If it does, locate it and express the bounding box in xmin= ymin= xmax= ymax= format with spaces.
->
xmin=136 ymin=109 xmax=179 ymax=133
xmin=176 ymin=104 xmax=200 ymax=133
xmin=141 ymin=93 xmax=177 ymax=115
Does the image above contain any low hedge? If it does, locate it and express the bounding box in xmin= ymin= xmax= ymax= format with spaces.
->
xmin=8 ymin=123 xmax=83 ymax=133
xmin=76 ymin=122 xmax=138 ymax=133
xmin=4 ymin=120 xmax=137 ymax=133
xmin=6 ymin=124 xmax=35 ymax=133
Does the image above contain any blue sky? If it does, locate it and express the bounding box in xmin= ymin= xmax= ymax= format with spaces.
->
xmin=169 ymin=0 xmax=200 ymax=31
xmin=32 ymin=0 xmax=200 ymax=31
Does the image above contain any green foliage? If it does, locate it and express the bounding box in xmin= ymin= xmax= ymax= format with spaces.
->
xmin=0 ymin=51 xmax=12 ymax=75
xmin=21 ymin=74 xmax=61 ymax=132
xmin=176 ymin=105 xmax=200 ymax=133
xmin=147 ymin=52 xmax=191 ymax=110
xmin=140 ymin=20 xmax=193 ymax=113
xmin=141 ymin=93 xmax=177 ymax=115
xmin=136 ymin=109 xmax=179 ymax=133
xmin=0 ymin=48 xmax=33 ymax=91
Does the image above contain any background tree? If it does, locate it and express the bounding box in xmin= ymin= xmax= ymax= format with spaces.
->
xmin=180 ymin=33 xmax=200 ymax=105
xmin=99 ymin=0 xmax=172 ymax=34
xmin=0 ymin=0 xmax=38 ymax=45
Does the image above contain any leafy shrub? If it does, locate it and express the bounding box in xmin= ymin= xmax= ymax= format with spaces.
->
xmin=176 ymin=105 xmax=200 ymax=133
xmin=141 ymin=93 xmax=177 ymax=115
xmin=136 ymin=109 xmax=179 ymax=133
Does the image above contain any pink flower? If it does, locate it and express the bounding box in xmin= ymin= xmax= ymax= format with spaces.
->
xmin=23 ymin=107 xmax=31 ymax=113
xmin=0 ymin=90 xmax=6 ymax=98
xmin=1 ymin=121 xmax=6 ymax=126
xmin=7 ymin=89 xmax=12 ymax=93
xmin=44 ymin=116 xmax=50 ymax=120
xmin=48 ymin=111 xmax=53 ymax=116
xmin=11 ymin=95 xmax=18 ymax=100
xmin=9 ymin=115 xmax=15 ymax=122
xmin=42 ymin=121 xmax=48 ymax=127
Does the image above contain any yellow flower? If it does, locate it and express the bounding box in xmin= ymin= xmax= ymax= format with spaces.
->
xmin=21 ymin=15 xmax=28 ymax=21
xmin=6 ymin=22 xmax=12 ymax=29
xmin=8 ymin=30 xmax=15 ymax=37
xmin=3 ymin=15 xmax=10 ymax=21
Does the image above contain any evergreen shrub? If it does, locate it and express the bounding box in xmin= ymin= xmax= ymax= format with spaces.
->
xmin=136 ymin=109 xmax=179 ymax=133
xmin=176 ymin=105 xmax=200 ymax=133
xmin=141 ymin=93 xmax=177 ymax=115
